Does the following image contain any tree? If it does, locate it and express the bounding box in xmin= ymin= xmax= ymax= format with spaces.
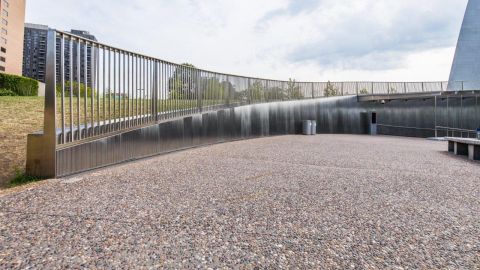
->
xmin=249 ymin=81 xmax=264 ymax=101
xmin=264 ymin=87 xmax=285 ymax=100
xmin=286 ymin=78 xmax=302 ymax=99
xmin=324 ymin=81 xmax=340 ymax=97
xmin=201 ymin=77 xmax=226 ymax=100
xmin=168 ymin=63 xmax=198 ymax=100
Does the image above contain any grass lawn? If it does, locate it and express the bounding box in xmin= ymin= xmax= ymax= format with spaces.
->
xmin=0 ymin=96 xmax=228 ymax=188
xmin=0 ymin=97 xmax=44 ymax=188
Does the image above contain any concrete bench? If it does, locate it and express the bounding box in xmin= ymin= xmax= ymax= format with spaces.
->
xmin=447 ymin=137 xmax=480 ymax=161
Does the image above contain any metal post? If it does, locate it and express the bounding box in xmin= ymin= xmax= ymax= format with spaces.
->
xmin=27 ymin=29 xmax=57 ymax=178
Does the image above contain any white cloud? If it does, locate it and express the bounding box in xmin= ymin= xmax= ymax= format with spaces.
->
xmin=26 ymin=0 xmax=467 ymax=81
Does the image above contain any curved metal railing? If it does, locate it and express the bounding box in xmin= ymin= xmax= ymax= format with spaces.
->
xmin=44 ymin=29 xmax=463 ymax=147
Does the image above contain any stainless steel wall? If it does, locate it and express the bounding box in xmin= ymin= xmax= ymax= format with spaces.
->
xmin=54 ymin=92 xmax=480 ymax=177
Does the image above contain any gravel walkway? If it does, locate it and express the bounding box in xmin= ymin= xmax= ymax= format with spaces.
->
xmin=1 ymin=135 xmax=479 ymax=269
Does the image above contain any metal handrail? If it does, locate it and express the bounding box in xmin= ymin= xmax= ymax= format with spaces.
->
xmin=435 ymin=126 xmax=478 ymax=138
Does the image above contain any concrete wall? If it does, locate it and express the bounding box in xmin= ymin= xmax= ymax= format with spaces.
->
xmin=37 ymin=82 xmax=45 ymax=97
xmin=50 ymin=93 xmax=480 ymax=177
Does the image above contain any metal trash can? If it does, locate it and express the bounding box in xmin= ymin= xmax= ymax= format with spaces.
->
xmin=477 ymin=128 xmax=480 ymax=140
xmin=311 ymin=120 xmax=317 ymax=135
xmin=369 ymin=112 xmax=377 ymax=135
xmin=302 ymin=120 xmax=312 ymax=135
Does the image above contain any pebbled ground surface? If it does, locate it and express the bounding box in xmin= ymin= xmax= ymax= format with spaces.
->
xmin=0 ymin=135 xmax=479 ymax=269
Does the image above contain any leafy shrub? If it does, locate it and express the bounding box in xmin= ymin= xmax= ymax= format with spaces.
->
xmin=324 ymin=81 xmax=340 ymax=97
xmin=0 ymin=73 xmax=39 ymax=96
xmin=359 ymin=88 xmax=370 ymax=95
xmin=0 ymin=88 xmax=18 ymax=96
xmin=56 ymin=81 xmax=96 ymax=97
xmin=286 ymin=79 xmax=303 ymax=99
xmin=388 ymin=87 xmax=397 ymax=94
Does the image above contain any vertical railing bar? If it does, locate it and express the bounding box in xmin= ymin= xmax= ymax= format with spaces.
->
xmin=154 ymin=60 xmax=158 ymax=122
xmin=149 ymin=59 xmax=153 ymax=122
xmin=182 ymin=65 xmax=185 ymax=116
xmin=142 ymin=57 xmax=145 ymax=124
xmin=108 ymin=49 xmax=111 ymax=132
xmin=77 ymin=38 xmax=81 ymax=140
xmin=180 ymin=65 xmax=184 ymax=116
xmin=196 ymin=69 xmax=200 ymax=113
xmin=173 ymin=64 xmax=177 ymax=118
xmin=143 ymin=57 xmax=146 ymax=123
xmin=60 ymin=34 xmax=66 ymax=144
xmin=118 ymin=51 xmax=122 ymax=129
xmin=186 ymin=66 xmax=190 ymax=114
xmin=69 ymin=37 xmax=73 ymax=142
xmin=84 ymin=41 xmax=88 ymax=138
xmin=135 ymin=56 xmax=139 ymax=126
xmin=188 ymin=68 xmax=196 ymax=114
xmin=122 ymin=52 xmax=126 ymax=129
xmin=147 ymin=57 xmax=150 ymax=123
xmin=170 ymin=64 xmax=174 ymax=118
xmin=168 ymin=63 xmax=171 ymax=119
xmin=113 ymin=50 xmax=117 ymax=131
xmin=141 ymin=56 xmax=145 ymax=124
xmin=160 ymin=62 xmax=164 ymax=120
xmin=96 ymin=45 xmax=100 ymax=136
xmin=90 ymin=43 xmax=95 ymax=137
xmin=139 ymin=57 xmax=143 ymax=124
xmin=180 ymin=65 xmax=183 ymax=116
xmin=121 ymin=53 xmax=123 ymax=126
xmin=146 ymin=58 xmax=150 ymax=122
xmin=102 ymin=47 xmax=106 ymax=135
xmin=126 ymin=53 xmax=130 ymax=127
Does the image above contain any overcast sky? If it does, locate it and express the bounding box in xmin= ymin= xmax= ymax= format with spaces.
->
xmin=26 ymin=0 xmax=468 ymax=82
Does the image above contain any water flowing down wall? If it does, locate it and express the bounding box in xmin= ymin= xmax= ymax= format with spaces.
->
xmin=51 ymin=92 xmax=480 ymax=177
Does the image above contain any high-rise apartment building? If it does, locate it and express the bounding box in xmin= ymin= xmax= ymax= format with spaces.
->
xmin=23 ymin=24 xmax=97 ymax=84
xmin=22 ymin=23 xmax=48 ymax=82
xmin=0 ymin=0 xmax=26 ymax=75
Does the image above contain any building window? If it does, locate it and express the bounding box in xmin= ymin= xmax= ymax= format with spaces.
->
xmin=1 ymin=19 xmax=6 ymax=26
xmin=0 ymin=56 xmax=4 ymax=62
xmin=2 ymin=0 xmax=8 ymax=8
xmin=1 ymin=9 xmax=7 ymax=17
xmin=1 ymin=37 xmax=6 ymax=44
xmin=0 ymin=66 xmax=5 ymax=72
xmin=1 ymin=28 xmax=6 ymax=35
xmin=1 ymin=47 xmax=5 ymax=53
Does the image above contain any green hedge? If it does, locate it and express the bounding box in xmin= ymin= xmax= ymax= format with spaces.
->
xmin=0 ymin=73 xmax=39 ymax=96
xmin=56 ymin=81 xmax=96 ymax=97
xmin=0 ymin=88 xmax=18 ymax=96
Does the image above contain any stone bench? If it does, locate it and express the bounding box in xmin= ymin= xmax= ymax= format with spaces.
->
xmin=447 ymin=137 xmax=480 ymax=161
